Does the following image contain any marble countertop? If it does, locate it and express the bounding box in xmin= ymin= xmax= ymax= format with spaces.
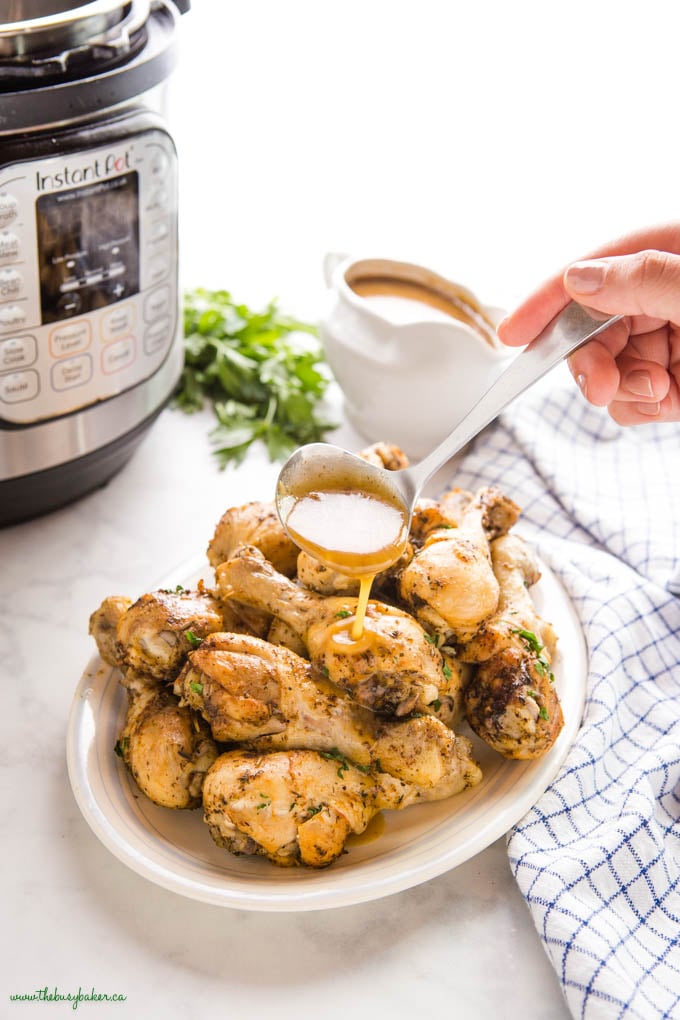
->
xmin=2 ymin=403 xmax=570 ymax=1019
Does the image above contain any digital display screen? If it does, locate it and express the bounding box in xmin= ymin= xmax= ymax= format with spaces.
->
xmin=36 ymin=172 xmax=140 ymax=324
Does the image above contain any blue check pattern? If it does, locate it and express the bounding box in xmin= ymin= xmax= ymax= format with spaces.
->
xmin=452 ymin=377 xmax=680 ymax=1020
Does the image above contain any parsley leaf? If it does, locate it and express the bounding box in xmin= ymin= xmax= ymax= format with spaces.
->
xmin=114 ymin=736 xmax=129 ymax=758
xmin=175 ymin=289 xmax=336 ymax=468
xmin=185 ymin=630 xmax=202 ymax=649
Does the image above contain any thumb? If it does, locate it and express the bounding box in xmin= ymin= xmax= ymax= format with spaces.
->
xmin=563 ymin=250 xmax=680 ymax=324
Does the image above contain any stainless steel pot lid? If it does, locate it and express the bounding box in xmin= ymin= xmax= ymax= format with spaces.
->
xmin=0 ymin=0 xmax=149 ymax=60
xmin=0 ymin=0 xmax=184 ymax=133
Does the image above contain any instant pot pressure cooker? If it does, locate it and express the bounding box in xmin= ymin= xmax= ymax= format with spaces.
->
xmin=0 ymin=0 xmax=189 ymax=526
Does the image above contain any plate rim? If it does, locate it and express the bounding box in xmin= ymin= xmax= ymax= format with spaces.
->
xmin=66 ymin=554 xmax=587 ymax=912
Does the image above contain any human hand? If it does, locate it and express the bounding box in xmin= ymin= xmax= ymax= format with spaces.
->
xmin=496 ymin=223 xmax=680 ymax=424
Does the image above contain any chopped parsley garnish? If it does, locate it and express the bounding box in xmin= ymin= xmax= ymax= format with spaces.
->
xmin=321 ymin=748 xmax=350 ymax=777
xmin=114 ymin=736 xmax=129 ymax=758
xmin=256 ymin=793 xmax=272 ymax=811
xmin=335 ymin=610 xmax=352 ymax=619
xmin=320 ymin=747 xmax=372 ymax=777
xmin=539 ymin=706 xmax=549 ymax=721
xmin=442 ymin=662 xmax=452 ymax=680
xmin=189 ymin=681 xmax=204 ymax=695
xmin=424 ymin=633 xmax=439 ymax=646
xmin=305 ymin=804 xmax=324 ymax=818
xmin=430 ymin=698 xmax=442 ymax=712
xmin=185 ymin=630 xmax=203 ymax=649
xmin=512 ymin=628 xmax=555 ymax=683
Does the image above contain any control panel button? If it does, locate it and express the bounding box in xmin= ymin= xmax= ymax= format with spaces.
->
xmin=148 ymin=254 xmax=170 ymax=286
xmin=146 ymin=187 xmax=168 ymax=212
xmin=102 ymin=336 xmax=136 ymax=374
xmin=0 ymin=193 xmax=18 ymax=228
xmin=143 ymin=285 xmax=171 ymax=323
xmin=149 ymin=218 xmax=169 ymax=243
xmin=0 ymin=231 xmax=19 ymax=261
xmin=51 ymin=353 xmax=92 ymax=391
xmin=149 ymin=149 xmax=169 ymax=177
xmin=144 ymin=316 xmax=170 ymax=355
xmin=0 ymin=334 xmax=36 ymax=371
xmin=0 ymin=304 xmax=26 ymax=328
xmin=0 ymin=368 xmax=39 ymax=404
xmin=0 ymin=267 xmax=23 ymax=300
xmin=49 ymin=319 xmax=91 ymax=358
xmin=56 ymin=292 xmax=82 ymax=317
xmin=101 ymin=303 xmax=135 ymax=341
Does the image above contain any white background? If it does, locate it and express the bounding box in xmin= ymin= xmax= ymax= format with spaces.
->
xmin=173 ymin=0 xmax=680 ymax=318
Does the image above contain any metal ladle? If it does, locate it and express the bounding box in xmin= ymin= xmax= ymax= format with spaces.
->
xmin=276 ymin=301 xmax=621 ymax=554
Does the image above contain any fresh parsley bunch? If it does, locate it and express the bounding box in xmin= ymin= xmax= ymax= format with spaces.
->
xmin=175 ymin=288 xmax=335 ymax=467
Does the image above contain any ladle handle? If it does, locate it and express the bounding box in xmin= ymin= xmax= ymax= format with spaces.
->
xmin=409 ymin=301 xmax=622 ymax=494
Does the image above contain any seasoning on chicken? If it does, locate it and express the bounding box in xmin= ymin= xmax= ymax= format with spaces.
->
xmin=397 ymin=486 xmax=520 ymax=644
xmin=202 ymin=743 xmax=480 ymax=868
xmin=266 ymin=616 xmax=308 ymax=658
xmin=88 ymin=595 xmax=132 ymax=667
xmin=174 ymin=632 xmax=480 ymax=789
xmin=459 ymin=533 xmax=557 ymax=663
xmin=90 ymin=585 xmax=263 ymax=682
xmin=207 ymin=500 xmax=299 ymax=575
xmin=115 ymin=672 xmax=218 ymax=809
xmin=215 ymin=545 xmax=451 ymax=716
xmin=356 ymin=440 xmax=409 ymax=472
xmin=464 ymin=639 xmax=563 ymax=759
xmin=203 ymin=749 xmax=378 ymax=867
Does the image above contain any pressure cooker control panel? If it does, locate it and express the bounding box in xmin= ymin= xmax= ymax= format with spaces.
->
xmin=0 ymin=128 xmax=178 ymax=425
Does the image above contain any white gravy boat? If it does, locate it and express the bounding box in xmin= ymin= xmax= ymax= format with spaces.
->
xmin=320 ymin=253 xmax=514 ymax=458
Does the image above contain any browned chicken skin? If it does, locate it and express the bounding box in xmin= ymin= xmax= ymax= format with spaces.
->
xmin=116 ymin=672 xmax=218 ymax=808
xmin=203 ymin=749 xmax=378 ymax=867
xmin=207 ymin=500 xmax=299 ymax=576
xmin=174 ymin=632 xmax=480 ymax=789
xmin=203 ymin=744 xmax=481 ymax=868
xmin=90 ymin=586 xmax=264 ymax=681
xmin=464 ymin=643 xmax=563 ymax=759
xmin=459 ymin=533 xmax=557 ymax=663
xmin=215 ymin=545 xmax=451 ymax=716
xmin=88 ymin=595 xmax=131 ymax=667
xmin=398 ymin=486 xmax=520 ymax=644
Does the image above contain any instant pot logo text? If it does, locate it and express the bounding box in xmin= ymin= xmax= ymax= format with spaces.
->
xmin=36 ymin=149 xmax=133 ymax=192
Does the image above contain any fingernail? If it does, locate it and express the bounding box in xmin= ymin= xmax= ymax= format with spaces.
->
xmin=625 ymin=371 xmax=654 ymax=398
xmin=636 ymin=401 xmax=660 ymax=417
xmin=576 ymin=373 xmax=588 ymax=399
xmin=565 ymin=261 xmax=607 ymax=294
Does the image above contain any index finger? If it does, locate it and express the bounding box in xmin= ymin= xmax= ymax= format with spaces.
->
xmin=497 ymin=222 xmax=680 ymax=347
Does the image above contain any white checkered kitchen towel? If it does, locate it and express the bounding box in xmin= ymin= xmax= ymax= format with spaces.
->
xmin=452 ymin=374 xmax=680 ymax=1020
